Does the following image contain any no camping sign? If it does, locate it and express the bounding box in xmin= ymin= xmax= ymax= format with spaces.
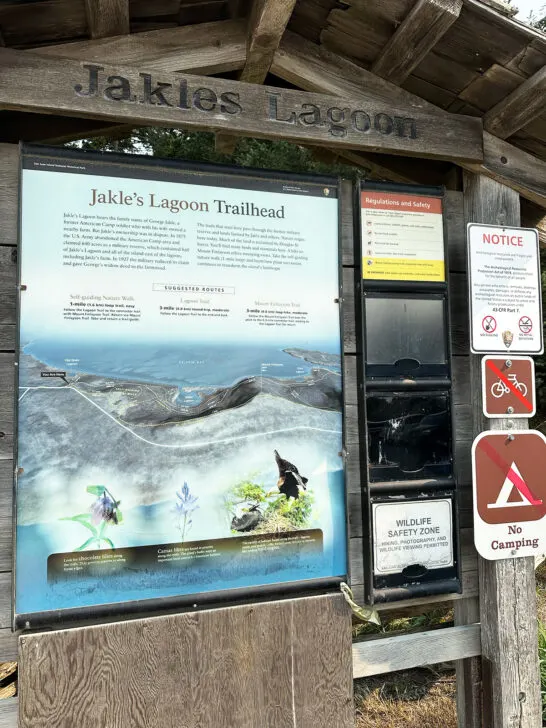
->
xmin=467 ymin=224 xmax=543 ymax=355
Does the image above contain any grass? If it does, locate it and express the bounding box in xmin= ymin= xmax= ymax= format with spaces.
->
xmin=354 ymin=669 xmax=456 ymax=728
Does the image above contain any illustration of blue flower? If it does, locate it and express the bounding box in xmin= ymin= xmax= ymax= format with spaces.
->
xmin=174 ymin=481 xmax=199 ymax=542
xmin=61 ymin=485 xmax=122 ymax=551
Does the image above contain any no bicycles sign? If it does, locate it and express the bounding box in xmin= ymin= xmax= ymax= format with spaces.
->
xmin=481 ymin=356 xmax=535 ymax=418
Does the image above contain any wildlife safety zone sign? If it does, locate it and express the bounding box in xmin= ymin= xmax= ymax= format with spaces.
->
xmin=481 ymin=356 xmax=535 ymax=418
xmin=472 ymin=431 xmax=546 ymax=560
xmin=467 ymin=223 xmax=543 ymax=355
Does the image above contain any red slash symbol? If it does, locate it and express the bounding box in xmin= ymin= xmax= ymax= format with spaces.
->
xmin=486 ymin=360 xmax=533 ymax=412
xmin=482 ymin=315 xmax=497 ymax=333
xmin=519 ymin=316 xmax=532 ymax=334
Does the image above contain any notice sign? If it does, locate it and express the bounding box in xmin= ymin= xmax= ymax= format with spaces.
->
xmin=468 ymin=223 xmax=543 ymax=354
xmin=472 ymin=431 xmax=546 ymax=560
xmin=361 ymin=187 xmax=445 ymax=282
xmin=482 ymin=355 xmax=535 ymax=418
xmin=372 ymin=499 xmax=454 ymax=575
xmin=15 ymin=147 xmax=347 ymax=622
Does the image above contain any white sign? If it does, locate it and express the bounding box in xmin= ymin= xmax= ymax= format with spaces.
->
xmin=372 ymin=499 xmax=454 ymax=575
xmin=468 ymin=223 xmax=543 ymax=354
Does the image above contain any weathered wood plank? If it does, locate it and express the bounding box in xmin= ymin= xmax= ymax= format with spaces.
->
xmin=31 ymin=20 xmax=248 ymax=76
xmin=292 ymin=596 xmax=353 ymax=726
xmin=353 ymin=624 xmax=481 ymax=678
xmin=17 ymin=594 xmax=353 ymax=728
xmin=463 ymin=171 xmax=542 ymax=728
xmin=483 ymin=65 xmax=546 ymax=140
xmin=0 ymin=573 xmax=11 ymax=630
xmin=273 ymin=35 xmax=546 ymax=210
xmin=372 ymin=0 xmax=463 ymax=86
xmin=0 ymin=354 xmax=15 ymax=435
xmin=0 ymin=248 xmax=16 ymax=327
xmin=0 ymin=0 xmax=87 ymax=47
xmin=0 ymin=699 xmax=17 ymax=728
xmin=0 ymin=145 xmax=19 ymax=249
xmin=455 ymin=597 xmax=482 ymax=728
xmin=239 ymin=0 xmax=298 ymax=85
xmin=0 ymin=460 xmax=13 ymax=573
xmin=445 ymin=190 xmax=466 ymax=272
xmin=340 ymin=179 xmax=354 ymax=267
xmin=84 ymin=0 xmax=129 ymax=39
xmin=0 ymin=48 xmax=484 ymax=164
xmin=0 ymin=628 xmax=17 ymax=662
xmin=464 ymin=132 xmax=546 ymax=209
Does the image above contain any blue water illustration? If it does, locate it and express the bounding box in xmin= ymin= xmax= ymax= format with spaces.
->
xmin=22 ymin=340 xmax=341 ymax=388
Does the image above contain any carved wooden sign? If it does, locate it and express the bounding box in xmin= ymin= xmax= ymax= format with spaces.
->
xmin=0 ymin=48 xmax=484 ymax=162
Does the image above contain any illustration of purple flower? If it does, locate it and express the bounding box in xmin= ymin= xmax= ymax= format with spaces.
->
xmin=174 ymin=481 xmax=199 ymax=542
xmin=61 ymin=485 xmax=122 ymax=551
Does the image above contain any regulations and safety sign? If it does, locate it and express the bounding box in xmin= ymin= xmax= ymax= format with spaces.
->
xmin=361 ymin=187 xmax=445 ymax=282
xmin=481 ymin=355 xmax=536 ymax=418
xmin=472 ymin=431 xmax=546 ymax=560
xmin=372 ymin=499 xmax=454 ymax=575
xmin=468 ymin=223 xmax=543 ymax=354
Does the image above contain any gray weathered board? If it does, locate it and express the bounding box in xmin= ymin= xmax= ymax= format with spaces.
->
xmin=17 ymin=594 xmax=354 ymax=728
xmin=0 ymin=48 xmax=484 ymax=163
xmin=0 ymin=147 xmax=478 ymax=664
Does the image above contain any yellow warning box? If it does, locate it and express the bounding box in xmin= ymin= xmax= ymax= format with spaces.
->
xmin=363 ymin=257 xmax=445 ymax=282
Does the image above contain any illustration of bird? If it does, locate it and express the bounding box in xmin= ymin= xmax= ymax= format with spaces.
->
xmin=274 ymin=449 xmax=308 ymax=500
xmin=231 ymin=504 xmax=263 ymax=532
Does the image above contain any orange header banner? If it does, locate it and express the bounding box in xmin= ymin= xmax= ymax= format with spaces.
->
xmin=361 ymin=191 xmax=442 ymax=214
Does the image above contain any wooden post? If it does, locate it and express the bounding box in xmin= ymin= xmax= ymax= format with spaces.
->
xmin=463 ymin=171 xmax=542 ymax=728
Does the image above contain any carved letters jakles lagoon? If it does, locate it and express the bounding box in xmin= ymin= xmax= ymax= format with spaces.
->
xmin=74 ymin=64 xmax=418 ymax=141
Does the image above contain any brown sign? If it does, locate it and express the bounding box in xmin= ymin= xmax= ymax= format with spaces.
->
xmin=481 ymin=355 xmax=535 ymax=418
xmin=472 ymin=431 xmax=546 ymax=560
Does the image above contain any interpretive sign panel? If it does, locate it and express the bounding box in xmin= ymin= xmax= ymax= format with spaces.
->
xmin=14 ymin=146 xmax=346 ymax=624
xmin=468 ymin=223 xmax=543 ymax=354
xmin=360 ymin=186 xmax=445 ymax=282
xmin=472 ymin=431 xmax=546 ymax=560
xmin=372 ymin=499 xmax=454 ymax=575
xmin=482 ymin=355 xmax=535 ymax=418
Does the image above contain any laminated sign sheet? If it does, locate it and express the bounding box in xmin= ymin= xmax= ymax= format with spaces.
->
xmin=361 ymin=190 xmax=445 ymax=282
xmin=14 ymin=147 xmax=347 ymax=624
xmin=468 ymin=224 xmax=543 ymax=355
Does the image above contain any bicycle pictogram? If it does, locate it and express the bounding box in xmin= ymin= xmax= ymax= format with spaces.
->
xmin=490 ymin=373 xmax=528 ymax=399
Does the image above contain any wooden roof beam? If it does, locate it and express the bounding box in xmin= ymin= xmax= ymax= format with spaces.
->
xmin=483 ymin=65 xmax=546 ymax=139
xmin=371 ymin=0 xmax=463 ymax=85
xmin=239 ymin=0 xmax=298 ymax=85
xmin=84 ymin=0 xmax=130 ymax=39
xmin=28 ymin=20 xmax=248 ymax=76
xmin=215 ymin=0 xmax=298 ymax=154
xmin=272 ymin=34 xmax=546 ymax=209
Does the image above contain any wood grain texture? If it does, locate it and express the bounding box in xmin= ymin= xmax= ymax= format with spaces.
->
xmin=239 ymin=0 xmax=298 ymax=85
xmin=484 ymin=65 xmax=546 ymax=140
xmin=0 ymin=0 xmax=87 ymax=47
xmin=0 ymin=145 xmax=19 ymax=249
xmin=18 ymin=594 xmax=353 ymax=728
xmin=463 ymin=172 xmax=542 ymax=728
xmin=0 ymin=460 xmax=13 ymax=572
xmin=0 ymin=573 xmax=12 ymax=629
xmin=372 ymin=0 xmax=463 ymax=85
xmin=0 ymin=47 xmax=484 ymax=164
xmin=353 ymin=624 xmax=480 ymax=678
xmin=455 ymin=597 xmax=482 ymax=728
xmin=464 ymin=132 xmax=546 ymax=209
xmin=32 ymin=20 xmax=248 ymax=76
xmin=0 ymin=628 xmax=17 ymax=662
xmin=0 ymin=354 xmax=15 ymax=435
xmin=0 ymin=699 xmax=17 ymax=728
xmin=0 ymin=248 xmax=16 ymax=327
xmin=84 ymin=0 xmax=129 ymax=39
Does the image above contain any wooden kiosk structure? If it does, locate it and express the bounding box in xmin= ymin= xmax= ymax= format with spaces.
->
xmin=0 ymin=0 xmax=545 ymax=725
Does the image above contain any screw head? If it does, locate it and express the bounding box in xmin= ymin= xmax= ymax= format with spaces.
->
xmin=506 ymin=359 xmax=512 ymax=368
xmin=507 ymin=406 xmax=514 ymax=414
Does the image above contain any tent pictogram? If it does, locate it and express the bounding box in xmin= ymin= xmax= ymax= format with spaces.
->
xmin=487 ymin=462 xmax=543 ymax=509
